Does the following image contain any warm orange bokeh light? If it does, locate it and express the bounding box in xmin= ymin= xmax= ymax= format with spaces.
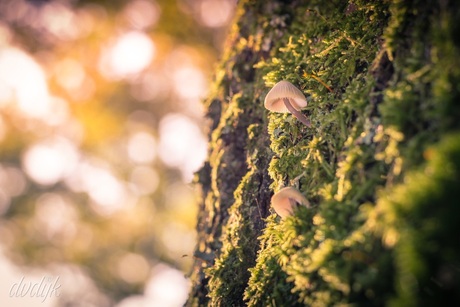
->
xmin=0 ymin=0 xmax=236 ymax=305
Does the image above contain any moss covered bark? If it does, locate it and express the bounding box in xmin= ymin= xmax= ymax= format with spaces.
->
xmin=188 ymin=0 xmax=460 ymax=306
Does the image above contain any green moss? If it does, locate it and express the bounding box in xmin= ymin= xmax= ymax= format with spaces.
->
xmin=189 ymin=0 xmax=460 ymax=306
xmin=368 ymin=133 xmax=460 ymax=306
xmin=244 ymin=214 xmax=307 ymax=306
xmin=207 ymin=169 xmax=262 ymax=306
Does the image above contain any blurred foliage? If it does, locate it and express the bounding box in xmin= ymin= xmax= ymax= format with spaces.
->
xmin=189 ymin=0 xmax=460 ymax=306
xmin=0 ymin=0 xmax=236 ymax=305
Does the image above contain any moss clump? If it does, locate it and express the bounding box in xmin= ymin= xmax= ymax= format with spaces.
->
xmin=368 ymin=133 xmax=460 ymax=306
xmin=189 ymin=0 xmax=460 ymax=306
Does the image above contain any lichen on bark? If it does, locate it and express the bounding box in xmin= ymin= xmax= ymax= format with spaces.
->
xmin=188 ymin=0 xmax=460 ymax=306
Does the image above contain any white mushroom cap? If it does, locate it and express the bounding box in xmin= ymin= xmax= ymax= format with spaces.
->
xmin=264 ymin=80 xmax=308 ymax=113
xmin=271 ymin=187 xmax=310 ymax=218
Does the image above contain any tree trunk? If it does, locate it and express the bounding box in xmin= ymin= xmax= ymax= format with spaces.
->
xmin=188 ymin=0 xmax=460 ymax=306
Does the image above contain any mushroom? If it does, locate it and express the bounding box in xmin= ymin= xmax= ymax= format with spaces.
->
xmin=264 ymin=80 xmax=311 ymax=127
xmin=271 ymin=187 xmax=310 ymax=218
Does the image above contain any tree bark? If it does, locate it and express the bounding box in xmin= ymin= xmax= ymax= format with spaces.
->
xmin=188 ymin=0 xmax=460 ymax=306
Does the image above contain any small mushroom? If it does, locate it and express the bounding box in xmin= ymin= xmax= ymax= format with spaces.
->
xmin=271 ymin=187 xmax=310 ymax=218
xmin=264 ymin=80 xmax=311 ymax=127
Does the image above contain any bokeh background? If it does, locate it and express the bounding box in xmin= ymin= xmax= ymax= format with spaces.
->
xmin=0 ymin=0 xmax=236 ymax=306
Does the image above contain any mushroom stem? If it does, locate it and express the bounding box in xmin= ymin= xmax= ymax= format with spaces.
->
xmin=283 ymin=98 xmax=311 ymax=127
